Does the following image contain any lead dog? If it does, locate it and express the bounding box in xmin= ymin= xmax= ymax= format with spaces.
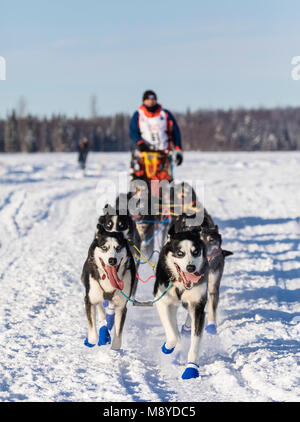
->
xmin=81 ymin=225 xmax=136 ymax=349
xmin=181 ymin=224 xmax=233 ymax=335
xmin=153 ymin=230 xmax=209 ymax=379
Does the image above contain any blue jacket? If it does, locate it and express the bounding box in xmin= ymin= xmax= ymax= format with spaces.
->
xmin=129 ymin=105 xmax=182 ymax=150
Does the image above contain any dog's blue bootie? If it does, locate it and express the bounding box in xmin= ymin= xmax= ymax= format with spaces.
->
xmin=181 ymin=324 xmax=191 ymax=336
xmin=161 ymin=342 xmax=175 ymax=354
xmin=181 ymin=363 xmax=199 ymax=380
xmin=98 ymin=325 xmax=111 ymax=346
xmin=106 ymin=313 xmax=115 ymax=331
xmin=106 ymin=306 xmax=115 ymax=331
xmin=84 ymin=338 xmax=96 ymax=348
xmin=205 ymin=322 xmax=217 ymax=335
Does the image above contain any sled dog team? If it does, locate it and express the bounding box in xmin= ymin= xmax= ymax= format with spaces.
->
xmin=81 ymin=193 xmax=233 ymax=380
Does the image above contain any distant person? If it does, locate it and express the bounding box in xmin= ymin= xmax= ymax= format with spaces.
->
xmin=78 ymin=137 xmax=89 ymax=170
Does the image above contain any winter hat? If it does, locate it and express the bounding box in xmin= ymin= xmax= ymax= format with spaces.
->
xmin=143 ymin=90 xmax=157 ymax=101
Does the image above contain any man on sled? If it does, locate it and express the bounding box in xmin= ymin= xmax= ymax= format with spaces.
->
xmin=129 ymin=90 xmax=183 ymax=184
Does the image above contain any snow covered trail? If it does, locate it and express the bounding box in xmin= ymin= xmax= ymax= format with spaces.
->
xmin=0 ymin=152 xmax=299 ymax=402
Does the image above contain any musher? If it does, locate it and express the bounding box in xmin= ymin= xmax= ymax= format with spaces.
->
xmin=129 ymin=90 xmax=183 ymax=183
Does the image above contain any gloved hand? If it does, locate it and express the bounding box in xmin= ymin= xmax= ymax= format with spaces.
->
xmin=138 ymin=141 xmax=152 ymax=152
xmin=175 ymin=150 xmax=183 ymax=166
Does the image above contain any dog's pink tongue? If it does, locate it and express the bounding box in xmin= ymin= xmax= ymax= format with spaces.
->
xmin=183 ymin=272 xmax=201 ymax=284
xmin=104 ymin=265 xmax=124 ymax=290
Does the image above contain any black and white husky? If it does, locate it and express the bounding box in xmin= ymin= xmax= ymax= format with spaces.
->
xmin=81 ymin=225 xmax=136 ymax=349
xmin=199 ymin=225 xmax=233 ymax=334
xmin=180 ymin=224 xmax=233 ymax=336
xmin=100 ymin=200 xmax=141 ymax=253
xmin=153 ymin=230 xmax=209 ymax=379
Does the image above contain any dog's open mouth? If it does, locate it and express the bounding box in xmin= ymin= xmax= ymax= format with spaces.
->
xmin=100 ymin=257 xmax=124 ymax=290
xmin=175 ymin=264 xmax=203 ymax=290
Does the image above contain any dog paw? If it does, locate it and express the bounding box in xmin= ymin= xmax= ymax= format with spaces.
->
xmin=181 ymin=363 xmax=199 ymax=380
xmin=205 ymin=322 xmax=217 ymax=335
xmin=161 ymin=342 xmax=175 ymax=354
xmin=181 ymin=324 xmax=191 ymax=336
xmin=98 ymin=326 xmax=111 ymax=346
xmin=84 ymin=337 xmax=96 ymax=348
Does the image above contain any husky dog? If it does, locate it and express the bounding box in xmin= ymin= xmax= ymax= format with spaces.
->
xmin=169 ymin=208 xmax=215 ymax=236
xmin=153 ymin=230 xmax=209 ymax=379
xmin=199 ymin=225 xmax=233 ymax=334
xmin=81 ymin=225 xmax=136 ymax=349
xmin=100 ymin=199 xmax=141 ymax=252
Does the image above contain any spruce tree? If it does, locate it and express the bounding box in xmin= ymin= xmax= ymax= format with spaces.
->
xmin=4 ymin=111 xmax=20 ymax=152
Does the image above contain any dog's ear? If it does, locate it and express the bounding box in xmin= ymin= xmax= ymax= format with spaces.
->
xmin=222 ymin=250 xmax=233 ymax=258
xmin=168 ymin=223 xmax=176 ymax=238
xmin=88 ymin=237 xmax=99 ymax=255
xmin=96 ymin=223 xmax=105 ymax=237
xmin=98 ymin=215 xmax=105 ymax=226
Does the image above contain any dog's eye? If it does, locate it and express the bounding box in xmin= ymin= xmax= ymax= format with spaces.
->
xmin=100 ymin=245 xmax=108 ymax=251
xmin=105 ymin=221 xmax=113 ymax=230
xmin=115 ymin=245 xmax=122 ymax=252
xmin=176 ymin=250 xmax=185 ymax=258
xmin=192 ymin=249 xmax=199 ymax=256
xmin=118 ymin=222 xmax=125 ymax=230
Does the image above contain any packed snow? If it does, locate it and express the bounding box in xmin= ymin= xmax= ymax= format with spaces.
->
xmin=0 ymin=151 xmax=299 ymax=402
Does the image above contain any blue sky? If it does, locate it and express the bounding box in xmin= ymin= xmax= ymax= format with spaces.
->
xmin=1 ymin=0 xmax=300 ymax=117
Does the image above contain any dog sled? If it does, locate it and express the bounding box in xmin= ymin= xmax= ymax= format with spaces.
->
xmin=130 ymin=149 xmax=174 ymax=184
xmin=129 ymin=150 xmax=174 ymax=256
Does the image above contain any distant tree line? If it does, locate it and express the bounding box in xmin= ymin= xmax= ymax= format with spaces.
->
xmin=1 ymin=107 xmax=300 ymax=152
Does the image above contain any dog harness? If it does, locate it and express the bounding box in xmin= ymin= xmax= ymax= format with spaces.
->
xmin=119 ymin=281 xmax=173 ymax=307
